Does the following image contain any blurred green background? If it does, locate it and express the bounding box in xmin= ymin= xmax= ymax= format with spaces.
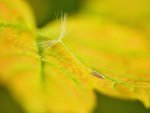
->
xmin=27 ymin=0 xmax=150 ymax=30
xmin=27 ymin=0 xmax=83 ymax=27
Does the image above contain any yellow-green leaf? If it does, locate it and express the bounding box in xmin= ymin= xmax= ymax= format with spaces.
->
xmin=0 ymin=0 xmax=36 ymax=29
xmin=1 ymin=0 xmax=150 ymax=113
xmin=40 ymin=15 xmax=150 ymax=108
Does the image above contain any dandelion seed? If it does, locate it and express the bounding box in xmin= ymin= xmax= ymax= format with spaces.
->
xmin=58 ymin=14 xmax=67 ymax=41
xmin=37 ymin=40 xmax=57 ymax=47
xmin=43 ymin=41 xmax=58 ymax=50
xmin=37 ymin=13 xmax=106 ymax=79
xmin=37 ymin=13 xmax=67 ymax=50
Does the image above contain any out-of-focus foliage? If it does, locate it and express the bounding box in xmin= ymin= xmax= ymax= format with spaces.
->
xmin=0 ymin=0 xmax=150 ymax=113
xmin=0 ymin=0 xmax=36 ymax=28
xmin=94 ymin=91 xmax=150 ymax=113
xmin=0 ymin=86 xmax=25 ymax=113
xmin=27 ymin=0 xmax=82 ymax=27
xmin=85 ymin=0 xmax=150 ymax=24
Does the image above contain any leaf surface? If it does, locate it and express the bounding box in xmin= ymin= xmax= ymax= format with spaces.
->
xmin=41 ymin=16 xmax=150 ymax=108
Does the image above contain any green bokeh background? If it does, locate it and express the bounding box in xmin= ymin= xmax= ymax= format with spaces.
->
xmin=27 ymin=0 xmax=82 ymax=28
